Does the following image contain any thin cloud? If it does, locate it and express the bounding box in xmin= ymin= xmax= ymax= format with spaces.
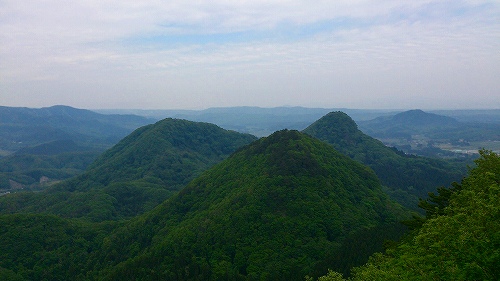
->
xmin=0 ymin=0 xmax=498 ymax=109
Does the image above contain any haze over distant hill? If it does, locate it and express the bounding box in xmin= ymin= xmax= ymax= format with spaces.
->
xmin=0 ymin=105 xmax=153 ymax=153
xmin=0 ymin=146 xmax=98 ymax=191
xmin=96 ymin=107 xmax=395 ymax=137
xmin=387 ymin=109 xmax=458 ymax=125
xmin=357 ymin=109 xmax=500 ymax=156
xmin=359 ymin=109 xmax=500 ymax=140
xmin=95 ymin=106 xmax=500 ymax=137
xmin=430 ymin=109 xmax=500 ymax=123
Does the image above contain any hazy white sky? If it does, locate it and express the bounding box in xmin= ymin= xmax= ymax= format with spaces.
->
xmin=1 ymin=0 xmax=499 ymax=109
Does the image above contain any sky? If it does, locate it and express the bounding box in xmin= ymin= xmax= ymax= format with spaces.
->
xmin=1 ymin=0 xmax=499 ymax=110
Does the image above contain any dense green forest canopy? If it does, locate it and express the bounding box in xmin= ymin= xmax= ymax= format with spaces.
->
xmin=0 ymin=118 xmax=256 ymax=221
xmin=0 ymin=213 xmax=116 ymax=281
xmin=1 ymin=109 xmax=496 ymax=281
xmin=91 ymin=130 xmax=408 ymax=280
xmin=303 ymin=111 xmax=467 ymax=210
xmin=80 ymin=118 xmax=256 ymax=191
xmin=0 ymin=129 xmax=411 ymax=281
xmin=2 ymin=150 xmax=497 ymax=280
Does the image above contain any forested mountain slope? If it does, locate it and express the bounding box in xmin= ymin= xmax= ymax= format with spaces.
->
xmin=0 ymin=118 xmax=256 ymax=220
xmin=81 ymin=118 xmax=257 ymax=190
xmin=312 ymin=150 xmax=500 ymax=280
xmin=303 ymin=111 xmax=466 ymax=210
xmin=92 ymin=130 xmax=408 ymax=280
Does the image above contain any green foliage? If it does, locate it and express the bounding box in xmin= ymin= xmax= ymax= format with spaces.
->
xmin=316 ymin=149 xmax=500 ymax=281
xmin=418 ymin=182 xmax=461 ymax=218
xmin=14 ymin=139 xmax=86 ymax=155
xmin=2 ymin=110 xmax=494 ymax=280
xmin=306 ymin=270 xmax=346 ymax=281
xmin=94 ymin=130 xmax=408 ymax=280
xmin=0 ymin=267 xmax=25 ymax=281
xmin=0 ymin=150 xmax=100 ymax=189
xmin=0 ymin=213 xmax=116 ymax=280
xmin=0 ymin=105 xmax=154 ymax=192
xmin=303 ymin=111 xmax=467 ymax=211
xmin=0 ymin=118 xmax=256 ymax=221
xmin=79 ymin=118 xmax=256 ymax=191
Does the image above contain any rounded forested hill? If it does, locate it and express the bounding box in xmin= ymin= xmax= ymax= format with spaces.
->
xmin=303 ymin=111 xmax=466 ymax=210
xmin=374 ymin=109 xmax=459 ymax=128
xmin=0 ymin=118 xmax=257 ymax=221
xmin=82 ymin=118 xmax=257 ymax=189
xmin=357 ymin=109 xmax=460 ymax=139
xmin=95 ymin=130 xmax=408 ymax=280
xmin=357 ymin=109 xmax=500 ymax=141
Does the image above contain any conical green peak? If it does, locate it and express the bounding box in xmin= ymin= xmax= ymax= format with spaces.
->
xmin=302 ymin=111 xmax=361 ymax=147
xmin=307 ymin=111 xmax=358 ymax=130
xmin=240 ymin=129 xmax=327 ymax=177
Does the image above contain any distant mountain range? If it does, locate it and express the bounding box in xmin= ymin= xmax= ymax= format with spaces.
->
xmin=1 ymin=109 xmax=470 ymax=215
xmin=96 ymin=107 xmax=500 ymax=138
xmin=375 ymin=109 xmax=459 ymax=127
xmin=431 ymin=109 xmax=500 ymax=123
xmin=1 ymin=105 xmax=484 ymax=196
xmin=357 ymin=109 xmax=500 ymax=157
xmin=96 ymin=107 xmax=397 ymax=137
xmin=95 ymin=107 xmax=500 ymax=158
xmin=0 ymin=105 xmax=153 ymax=153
